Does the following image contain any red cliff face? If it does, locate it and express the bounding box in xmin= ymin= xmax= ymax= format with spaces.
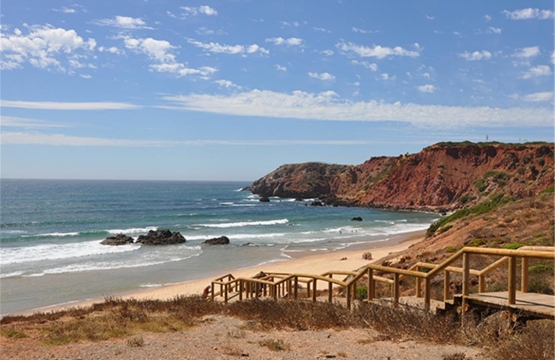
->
xmin=250 ymin=142 xmax=554 ymax=212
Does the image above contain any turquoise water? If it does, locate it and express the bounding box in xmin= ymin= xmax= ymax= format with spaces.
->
xmin=0 ymin=179 xmax=438 ymax=314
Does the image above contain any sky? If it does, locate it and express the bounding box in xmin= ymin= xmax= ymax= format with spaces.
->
xmin=1 ymin=1 xmax=553 ymax=181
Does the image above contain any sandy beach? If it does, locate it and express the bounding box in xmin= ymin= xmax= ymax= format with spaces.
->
xmin=17 ymin=231 xmax=423 ymax=316
xmin=104 ymin=231 xmax=422 ymax=304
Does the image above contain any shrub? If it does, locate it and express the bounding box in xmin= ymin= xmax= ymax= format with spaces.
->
xmin=539 ymin=186 xmax=554 ymax=195
xmin=356 ymin=286 xmax=368 ymax=300
xmin=445 ymin=246 xmax=458 ymax=253
xmin=537 ymin=158 xmax=545 ymax=166
xmin=502 ymin=243 xmax=525 ymax=250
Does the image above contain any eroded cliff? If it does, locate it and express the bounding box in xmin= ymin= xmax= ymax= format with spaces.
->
xmin=251 ymin=142 xmax=554 ymax=212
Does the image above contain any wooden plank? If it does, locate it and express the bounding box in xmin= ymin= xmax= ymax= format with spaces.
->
xmin=457 ymin=291 xmax=555 ymax=319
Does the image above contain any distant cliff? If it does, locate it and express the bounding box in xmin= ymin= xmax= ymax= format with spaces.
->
xmin=251 ymin=142 xmax=554 ymax=212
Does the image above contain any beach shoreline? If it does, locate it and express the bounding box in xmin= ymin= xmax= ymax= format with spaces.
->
xmin=13 ymin=230 xmax=424 ymax=317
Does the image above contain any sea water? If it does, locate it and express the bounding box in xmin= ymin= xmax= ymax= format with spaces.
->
xmin=0 ymin=179 xmax=439 ymax=314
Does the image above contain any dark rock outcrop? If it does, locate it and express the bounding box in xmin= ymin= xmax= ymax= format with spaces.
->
xmin=101 ymin=234 xmax=134 ymax=246
xmin=311 ymin=200 xmax=323 ymax=206
xmin=203 ymin=236 xmax=230 ymax=245
xmin=136 ymin=229 xmax=186 ymax=245
xmin=259 ymin=196 xmax=270 ymax=202
xmin=351 ymin=217 xmax=363 ymax=221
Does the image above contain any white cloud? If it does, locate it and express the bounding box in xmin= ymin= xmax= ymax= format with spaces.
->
xmin=313 ymin=27 xmax=330 ymax=33
xmin=458 ymin=50 xmax=492 ymax=61
xmin=180 ymin=5 xmax=218 ymax=17
xmin=281 ymin=21 xmax=300 ymax=27
xmin=124 ymin=37 xmax=176 ymax=62
xmin=425 ymin=14 xmax=435 ymax=20
xmin=161 ymin=90 xmax=553 ymax=128
xmin=187 ymin=39 xmax=268 ymax=55
xmin=265 ymin=37 xmax=304 ymax=46
xmin=552 ymin=51 xmax=555 ymax=65
xmin=352 ymin=60 xmax=377 ymax=71
xmin=319 ymin=50 xmax=334 ymax=56
xmin=417 ymin=84 xmax=435 ymax=93
xmin=308 ymin=72 xmax=335 ymax=81
xmin=512 ymin=46 xmax=540 ymax=59
xmin=92 ymin=16 xmax=152 ymax=29
xmin=336 ymin=42 xmax=419 ymax=59
xmin=275 ymin=64 xmax=287 ymax=71
xmin=1 ymin=131 xmax=381 ymax=147
xmin=214 ymin=79 xmax=241 ymax=89
xmin=122 ymin=36 xmax=218 ymax=77
xmin=381 ymin=73 xmax=396 ymax=81
xmin=520 ymin=65 xmax=552 ymax=79
xmin=523 ymin=92 xmax=553 ymax=102
xmin=0 ymin=24 xmax=96 ymax=71
xmin=352 ymin=27 xmax=378 ymax=34
xmin=98 ymin=46 xmax=124 ymax=55
xmin=53 ymin=5 xmax=85 ymax=14
xmin=503 ymin=8 xmax=554 ymax=20
xmin=486 ymin=27 xmax=501 ymax=34
xmin=0 ymin=100 xmax=139 ymax=110
xmin=80 ymin=74 xmax=92 ymax=79
xmin=199 ymin=5 xmax=218 ymax=16
xmin=484 ymin=14 xmax=492 ymax=22
xmin=0 ymin=116 xmax=70 ymax=128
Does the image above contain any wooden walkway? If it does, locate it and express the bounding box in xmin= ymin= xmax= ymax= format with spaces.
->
xmin=456 ymin=291 xmax=555 ymax=319
xmin=210 ymin=246 xmax=555 ymax=321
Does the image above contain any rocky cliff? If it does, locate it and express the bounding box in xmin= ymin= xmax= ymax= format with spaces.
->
xmin=251 ymin=142 xmax=554 ymax=212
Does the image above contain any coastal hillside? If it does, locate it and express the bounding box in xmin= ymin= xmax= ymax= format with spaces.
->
xmin=251 ymin=142 xmax=554 ymax=212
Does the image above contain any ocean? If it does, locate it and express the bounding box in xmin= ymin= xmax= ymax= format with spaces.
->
xmin=0 ymin=179 xmax=439 ymax=315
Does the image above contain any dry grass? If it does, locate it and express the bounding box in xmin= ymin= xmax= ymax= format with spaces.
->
xmin=2 ymin=295 xmax=553 ymax=359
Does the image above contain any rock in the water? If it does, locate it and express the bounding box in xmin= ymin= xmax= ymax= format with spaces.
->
xmin=351 ymin=216 xmax=363 ymax=221
xmin=259 ymin=196 xmax=270 ymax=202
xmin=136 ymin=229 xmax=186 ymax=245
xmin=101 ymin=234 xmax=134 ymax=246
xmin=203 ymin=236 xmax=230 ymax=245
xmin=311 ymin=200 xmax=323 ymax=206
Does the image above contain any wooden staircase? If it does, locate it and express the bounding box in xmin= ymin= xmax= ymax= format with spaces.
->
xmin=210 ymin=246 xmax=555 ymax=321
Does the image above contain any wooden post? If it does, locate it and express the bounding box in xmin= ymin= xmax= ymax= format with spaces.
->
xmin=239 ymin=280 xmax=243 ymax=300
xmin=328 ymin=275 xmax=333 ymax=303
xmin=346 ymin=285 xmax=351 ymax=310
xmin=368 ymin=269 xmax=374 ymax=301
xmin=273 ymin=284 xmax=277 ymax=300
xmin=393 ymin=273 xmax=400 ymax=308
xmin=521 ymin=257 xmax=529 ymax=293
xmin=312 ymin=278 xmax=317 ymax=302
xmin=444 ymin=270 xmax=450 ymax=301
xmin=462 ymin=253 xmax=470 ymax=296
xmin=307 ymin=281 xmax=311 ymax=298
xmin=416 ymin=266 xmax=422 ymax=298
xmin=288 ymin=278 xmax=292 ymax=299
xmin=294 ymin=276 xmax=298 ymax=299
xmin=224 ymin=283 xmax=228 ymax=304
xmin=508 ymin=256 xmax=516 ymax=305
xmin=424 ymin=277 xmax=430 ymax=311
xmin=479 ymin=274 xmax=485 ymax=293
xmin=211 ymin=283 xmax=215 ymax=301
xmin=461 ymin=253 xmax=470 ymax=322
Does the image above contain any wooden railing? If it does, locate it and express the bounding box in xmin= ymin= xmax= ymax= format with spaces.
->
xmin=210 ymin=246 xmax=554 ymax=312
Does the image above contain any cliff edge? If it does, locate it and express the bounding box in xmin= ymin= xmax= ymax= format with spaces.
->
xmin=251 ymin=142 xmax=554 ymax=212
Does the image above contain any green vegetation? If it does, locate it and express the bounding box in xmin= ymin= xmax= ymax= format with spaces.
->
xmin=529 ymin=263 xmax=554 ymax=275
xmin=356 ymin=286 xmax=368 ymax=300
xmin=458 ymin=195 xmax=476 ymax=204
xmin=427 ymin=195 xmax=509 ymax=237
xmin=502 ymin=243 xmax=525 ymax=250
xmin=445 ymin=246 xmax=458 ymax=253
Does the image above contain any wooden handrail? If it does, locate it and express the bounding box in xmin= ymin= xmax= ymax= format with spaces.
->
xmin=210 ymin=246 xmax=554 ymax=311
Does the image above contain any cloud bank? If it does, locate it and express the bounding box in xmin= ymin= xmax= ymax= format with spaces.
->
xmin=161 ymin=90 xmax=552 ymax=128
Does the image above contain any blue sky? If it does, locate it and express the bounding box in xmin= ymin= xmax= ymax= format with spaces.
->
xmin=1 ymin=1 xmax=553 ymax=181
